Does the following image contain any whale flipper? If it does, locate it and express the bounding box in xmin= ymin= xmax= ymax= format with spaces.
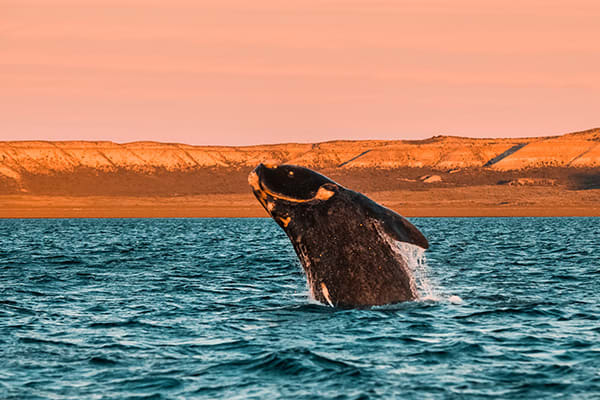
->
xmin=355 ymin=192 xmax=429 ymax=249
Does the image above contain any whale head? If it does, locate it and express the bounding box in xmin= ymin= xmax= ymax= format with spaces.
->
xmin=248 ymin=163 xmax=340 ymax=226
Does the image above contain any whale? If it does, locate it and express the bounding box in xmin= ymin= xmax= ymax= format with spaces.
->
xmin=248 ymin=163 xmax=429 ymax=308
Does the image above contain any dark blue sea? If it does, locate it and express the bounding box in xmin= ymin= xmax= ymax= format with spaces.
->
xmin=1 ymin=218 xmax=599 ymax=399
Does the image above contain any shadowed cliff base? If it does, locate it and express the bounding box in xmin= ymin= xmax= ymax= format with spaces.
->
xmin=569 ymin=172 xmax=600 ymax=190
xmin=0 ymin=167 xmax=598 ymax=218
xmin=1 ymin=166 xmax=598 ymax=196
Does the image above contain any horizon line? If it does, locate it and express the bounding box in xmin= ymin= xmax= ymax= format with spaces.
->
xmin=2 ymin=127 xmax=598 ymax=148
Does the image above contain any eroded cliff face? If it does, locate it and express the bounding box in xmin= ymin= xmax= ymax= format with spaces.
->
xmin=1 ymin=128 xmax=598 ymax=195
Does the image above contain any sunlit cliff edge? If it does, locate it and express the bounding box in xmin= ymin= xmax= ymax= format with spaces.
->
xmin=1 ymin=128 xmax=599 ymax=196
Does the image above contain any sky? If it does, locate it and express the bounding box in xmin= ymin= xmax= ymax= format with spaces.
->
xmin=2 ymin=0 xmax=599 ymax=145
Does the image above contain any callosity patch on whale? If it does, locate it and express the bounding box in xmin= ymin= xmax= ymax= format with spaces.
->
xmin=249 ymin=163 xmax=429 ymax=308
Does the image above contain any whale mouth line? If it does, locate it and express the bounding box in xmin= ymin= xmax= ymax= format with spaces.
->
xmin=260 ymin=182 xmax=335 ymax=203
xmin=249 ymin=170 xmax=335 ymax=204
xmin=259 ymin=180 xmax=305 ymax=203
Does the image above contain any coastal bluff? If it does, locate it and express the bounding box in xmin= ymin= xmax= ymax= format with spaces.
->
xmin=0 ymin=128 xmax=599 ymax=198
xmin=2 ymin=128 xmax=600 ymax=176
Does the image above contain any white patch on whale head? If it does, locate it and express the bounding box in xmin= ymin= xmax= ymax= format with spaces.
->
xmin=247 ymin=171 xmax=261 ymax=191
xmin=314 ymin=186 xmax=335 ymax=201
xmin=278 ymin=216 xmax=291 ymax=227
xmin=266 ymin=201 xmax=275 ymax=212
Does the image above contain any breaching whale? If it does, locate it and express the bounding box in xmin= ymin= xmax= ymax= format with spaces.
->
xmin=248 ymin=163 xmax=429 ymax=308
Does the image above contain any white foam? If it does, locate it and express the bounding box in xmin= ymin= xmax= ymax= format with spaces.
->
xmin=396 ymin=242 xmax=439 ymax=301
xmin=396 ymin=242 xmax=464 ymax=305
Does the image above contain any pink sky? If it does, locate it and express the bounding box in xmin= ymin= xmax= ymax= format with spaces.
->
xmin=2 ymin=0 xmax=599 ymax=145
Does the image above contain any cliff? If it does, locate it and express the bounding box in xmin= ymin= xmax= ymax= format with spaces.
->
xmin=1 ymin=128 xmax=599 ymax=195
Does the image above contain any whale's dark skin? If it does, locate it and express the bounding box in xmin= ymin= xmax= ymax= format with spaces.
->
xmin=248 ymin=163 xmax=429 ymax=308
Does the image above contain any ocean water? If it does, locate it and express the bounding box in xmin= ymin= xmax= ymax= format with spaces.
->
xmin=1 ymin=217 xmax=599 ymax=399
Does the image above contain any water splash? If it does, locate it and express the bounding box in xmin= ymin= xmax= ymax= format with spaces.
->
xmin=396 ymin=242 xmax=464 ymax=304
xmin=396 ymin=242 xmax=439 ymax=301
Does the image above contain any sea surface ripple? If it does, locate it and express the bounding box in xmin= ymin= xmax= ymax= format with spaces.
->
xmin=1 ymin=217 xmax=599 ymax=399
